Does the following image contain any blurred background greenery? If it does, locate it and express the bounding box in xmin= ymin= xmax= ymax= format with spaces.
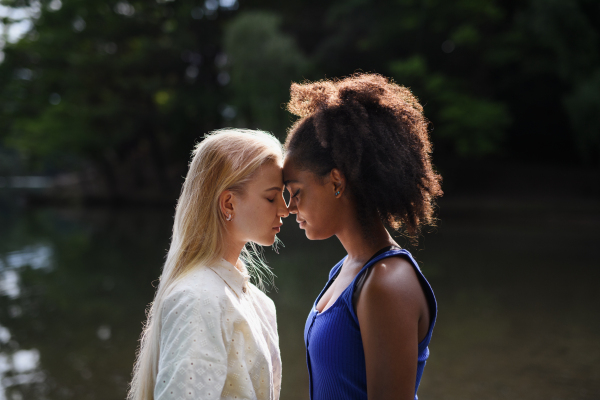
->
xmin=0 ymin=0 xmax=598 ymax=399
xmin=0 ymin=0 xmax=599 ymax=198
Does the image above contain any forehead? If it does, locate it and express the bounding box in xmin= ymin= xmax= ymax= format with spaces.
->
xmin=282 ymin=155 xmax=303 ymax=181
xmin=251 ymin=162 xmax=283 ymax=184
xmin=283 ymin=159 xmax=321 ymax=186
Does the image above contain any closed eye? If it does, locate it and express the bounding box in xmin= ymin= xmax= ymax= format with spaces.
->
xmin=291 ymin=189 xmax=300 ymax=199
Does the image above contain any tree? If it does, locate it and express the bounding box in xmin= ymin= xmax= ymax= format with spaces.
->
xmin=223 ymin=11 xmax=308 ymax=135
xmin=0 ymin=0 xmax=598 ymax=204
xmin=0 ymin=0 xmax=239 ymax=199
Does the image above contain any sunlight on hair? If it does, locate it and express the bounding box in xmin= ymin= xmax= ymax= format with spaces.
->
xmin=128 ymin=128 xmax=283 ymax=400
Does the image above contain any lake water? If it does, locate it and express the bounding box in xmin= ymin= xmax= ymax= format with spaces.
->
xmin=0 ymin=194 xmax=598 ymax=400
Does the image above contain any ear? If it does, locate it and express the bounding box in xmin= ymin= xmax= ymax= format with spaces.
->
xmin=329 ymin=168 xmax=346 ymax=197
xmin=219 ymin=190 xmax=235 ymax=218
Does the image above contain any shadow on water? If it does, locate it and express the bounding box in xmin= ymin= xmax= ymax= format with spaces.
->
xmin=0 ymin=193 xmax=598 ymax=400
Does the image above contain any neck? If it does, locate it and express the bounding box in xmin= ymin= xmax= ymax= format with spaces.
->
xmin=336 ymin=216 xmax=396 ymax=264
xmin=221 ymin=232 xmax=246 ymax=272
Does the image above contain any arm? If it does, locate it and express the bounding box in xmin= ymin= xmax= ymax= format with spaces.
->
xmin=356 ymin=257 xmax=429 ymax=400
xmin=155 ymin=289 xmax=229 ymax=400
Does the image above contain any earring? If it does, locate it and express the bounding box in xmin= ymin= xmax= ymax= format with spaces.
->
xmin=335 ymin=190 xmax=340 ymax=196
xmin=226 ymin=214 xmax=232 ymax=221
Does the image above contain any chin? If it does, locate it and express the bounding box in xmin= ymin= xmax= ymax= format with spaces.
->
xmin=255 ymin=234 xmax=276 ymax=247
xmin=304 ymin=227 xmax=333 ymax=241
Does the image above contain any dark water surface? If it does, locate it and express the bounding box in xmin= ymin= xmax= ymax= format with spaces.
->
xmin=0 ymin=195 xmax=598 ymax=400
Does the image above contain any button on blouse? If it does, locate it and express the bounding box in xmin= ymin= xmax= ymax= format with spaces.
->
xmin=154 ymin=259 xmax=281 ymax=400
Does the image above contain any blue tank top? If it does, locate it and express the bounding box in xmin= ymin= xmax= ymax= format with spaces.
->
xmin=304 ymin=248 xmax=437 ymax=400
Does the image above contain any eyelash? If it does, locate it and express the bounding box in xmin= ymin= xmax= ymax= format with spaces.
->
xmin=292 ymin=189 xmax=300 ymax=199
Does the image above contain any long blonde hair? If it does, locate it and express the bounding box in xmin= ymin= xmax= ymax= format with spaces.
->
xmin=127 ymin=128 xmax=283 ymax=400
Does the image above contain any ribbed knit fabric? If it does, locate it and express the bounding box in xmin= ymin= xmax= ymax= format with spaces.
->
xmin=304 ymin=248 xmax=437 ymax=400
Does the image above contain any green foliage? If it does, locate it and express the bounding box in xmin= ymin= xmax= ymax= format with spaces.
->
xmin=523 ymin=0 xmax=598 ymax=81
xmin=0 ymin=0 xmax=598 ymax=195
xmin=308 ymin=0 xmax=514 ymax=157
xmin=390 ymin=56 xmax=511 ymax=156
xmin=564 ymin=70 xmax=600 ymax=161
xmin=517 ymin=0 xmax=600 ymax=162
xmin=0 ymin=0 xmax=230 ymax=189
xmin=223 ymin=11 xmax=308 ymax=137
xmin=305 ymin=0 xmax=599 ymax=162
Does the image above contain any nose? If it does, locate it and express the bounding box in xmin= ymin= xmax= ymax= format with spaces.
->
xmin=287 ymin=198 xmax=298 ymax=214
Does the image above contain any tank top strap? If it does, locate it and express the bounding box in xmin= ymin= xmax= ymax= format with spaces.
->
xmin=328 ymin=257 xmax=346 ymax=280
xmin=352 ymin=245 xmax=404 ymax=285
xmin=311 ymin=256 xmax=347 ymax=311
xmin=342 ymin=247 xmax=414 ymax=325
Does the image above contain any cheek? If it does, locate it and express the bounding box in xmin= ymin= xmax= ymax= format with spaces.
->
xmin=302 ymin=192 xmax=334 ymax=224
xmin=233 ymin=202 xmax=254 ymax=229
xmin=241 ymin=201 xmax=275 ymax=228
xmin=303 ymin=200 xmax=337 ymax=240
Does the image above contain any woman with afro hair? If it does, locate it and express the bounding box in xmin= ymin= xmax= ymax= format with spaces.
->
xmin=283 ymin=73 xmax=443 ymax=400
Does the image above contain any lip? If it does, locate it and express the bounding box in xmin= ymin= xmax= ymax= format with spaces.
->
xmin=297 ymin=220 xmax=306 ymax=229
xmin=272 ymin=224 xmax=282 ymax=233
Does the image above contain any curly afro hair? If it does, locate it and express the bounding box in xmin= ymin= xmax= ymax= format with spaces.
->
xmin=285 ymin=73 xmax=443 ymax=237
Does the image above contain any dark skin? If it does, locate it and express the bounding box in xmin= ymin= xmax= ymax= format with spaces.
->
xmin=283 ymin=158 xmax=430 ymax=400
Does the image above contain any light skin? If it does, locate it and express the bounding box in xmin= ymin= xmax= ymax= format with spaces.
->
xmin=283 ymin=157 xmax=430 ymax=400
xmin=219 ymin=161 xmax=289 ymax=270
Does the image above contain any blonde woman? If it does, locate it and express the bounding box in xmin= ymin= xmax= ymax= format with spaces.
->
xmin=128 ymin=129 xmax=289 ymax=400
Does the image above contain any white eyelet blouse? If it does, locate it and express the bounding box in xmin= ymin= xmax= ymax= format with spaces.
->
xmin=154 ymin=259 xmax=281 ymax=400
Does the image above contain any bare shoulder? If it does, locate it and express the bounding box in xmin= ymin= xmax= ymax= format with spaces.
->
xmin=359 ymin=256 xmax=424 ymax=312
xmin=356 ymin=255 xmax=430 ymax=398
xmin=364 ymin=256 xmax=421 ymax=294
